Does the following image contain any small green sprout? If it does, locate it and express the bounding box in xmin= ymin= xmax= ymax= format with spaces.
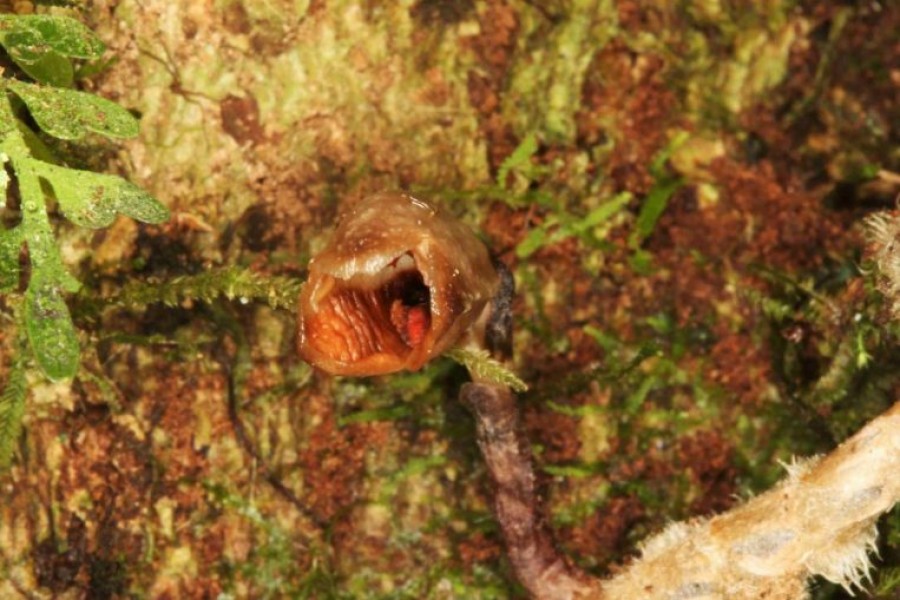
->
xmin=628 ymin=131 xmax=689 ymax=251
xmin=516 ymin=191 xmax=631 ymax=259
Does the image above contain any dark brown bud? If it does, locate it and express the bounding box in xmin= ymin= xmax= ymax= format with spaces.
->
xmin=298 ymin=193 xmax=500 ymax=376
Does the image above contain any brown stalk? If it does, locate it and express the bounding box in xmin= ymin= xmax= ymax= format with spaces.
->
xmin=462 ymin=381 xmax=604 ymax=600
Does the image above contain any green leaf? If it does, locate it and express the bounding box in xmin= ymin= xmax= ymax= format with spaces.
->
xmin=516 ymin=193 xmax=631 ymax=258
xmin=497 ymin=132 xmax=539 ymax=187
xmin=0 ymin=227 xmax=22 ymax=293
xmin=0 ymin=14 xmax=105 ymax=63
xmin=515 ymin=226 xmax=549 ymax=259
xmin=15 ymin=50 xmax=74 ymax=87
xmin=446 ymin=347 xmax=528 ymax=393
xmin=24 ymin=277 xmax=79 ymax=381
xmin=542 ymin=463 xmax=601 ymax=479
xmin=7 ymin=80 xmax=139 ymax=140
xmin=650 ymin=130 xmax=690 ymax=177
xmin=625 ymin=131 xmax=690 ymax=250
xmin=629 ymin=248 xmax=654 ymax=274
xmin=624 ymin=374 xmax=658 ymax=414
xmin=583 ymin=325 xmax=619 ymax=353
xmin=16 ymin=119 xmax=58 ymax=163
xmin=628 ymin=177 xmax=682 ymax=249
xmin=0 ymin=351 xmax=27 ymax=468
xmin=572 ymin=192 xmax=631 ymax=234
xmin=29 ymin=159 xmax=169 ymax=228
xmin=15 ymin=165 xmax=80 ymax=294
xmin=18 ymin=158 xmax=83 ymax=380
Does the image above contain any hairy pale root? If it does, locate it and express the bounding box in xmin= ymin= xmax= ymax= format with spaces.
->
xmin=462 ymin=382 xmax=899 ymax=600
xmin=867 ymin=210 xmax=900 ymax=318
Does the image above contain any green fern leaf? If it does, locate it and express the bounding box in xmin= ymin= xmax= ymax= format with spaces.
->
xmin=30 ymin=158 xmax=169 ymax=227
xmin=0 ymin=14 xmax=105 ymax=87
xmin=24 ymin=277 xmax=80 ymax=381
xmin=7 ymin=80 xmax=139 ymax=140
xmin=15 ymin=51 xmax=74 ymax=88
xmin=497 ymin=132 xmax=539 ymax=188
xmin=111 ymin=267 xmax=303 ymax=312
xmin=0 ymin=14 xmax=105 ymax=63
xmin=446 ymin=347 xmax=528 ymax=393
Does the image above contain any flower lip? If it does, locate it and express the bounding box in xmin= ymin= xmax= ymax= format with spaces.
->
xmin=298 ymin=193 xmax=500 ymax=376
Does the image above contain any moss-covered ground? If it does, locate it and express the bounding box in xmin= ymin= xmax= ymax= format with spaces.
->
xmin=1 ymin=0 xmax=898 ymax=597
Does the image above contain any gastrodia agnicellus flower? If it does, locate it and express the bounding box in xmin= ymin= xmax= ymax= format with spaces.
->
xmin=298 ymin=193 xmax=500 ymax=376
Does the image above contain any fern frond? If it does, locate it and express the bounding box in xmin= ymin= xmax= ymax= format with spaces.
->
xmin=109 ymin=266 xmax=304 ymax=312
xmin=446 ymin=347 xmax=528 ymax=393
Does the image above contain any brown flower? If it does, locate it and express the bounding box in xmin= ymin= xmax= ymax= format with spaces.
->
xmin=298 ymin=193 xmax=499 ymax=376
